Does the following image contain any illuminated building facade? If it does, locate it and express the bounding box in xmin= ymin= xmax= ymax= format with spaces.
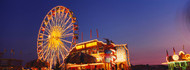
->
xmin=66 ymin=39 xmax=131 ymax=70
xmin=162 ymin=49 xmax=190 ymax=70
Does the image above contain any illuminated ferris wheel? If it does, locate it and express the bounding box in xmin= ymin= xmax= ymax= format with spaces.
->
xmin=37 ymin=6 xmax=78 ymax=68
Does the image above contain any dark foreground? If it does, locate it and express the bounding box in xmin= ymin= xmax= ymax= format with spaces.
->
xmin=131 ymin=65 xmax=168 ymax=70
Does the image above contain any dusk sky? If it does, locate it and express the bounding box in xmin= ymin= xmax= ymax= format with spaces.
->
xmin=1 ymin=0 xmax=190 ymax=65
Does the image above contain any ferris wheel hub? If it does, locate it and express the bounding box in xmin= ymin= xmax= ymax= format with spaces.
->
xmin=48 ymin=26 xmax=63 ymax=49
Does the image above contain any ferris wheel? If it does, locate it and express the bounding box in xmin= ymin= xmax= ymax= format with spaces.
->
xmin=37 ymin=6 xmax=79 ymax=68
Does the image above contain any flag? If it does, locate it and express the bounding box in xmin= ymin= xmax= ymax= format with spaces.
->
xmin=96 ymin=29 xmax=98 ymax=38
xmin=173 ymin=47 xmax=175 ymax=54
xmin=11 ymin=49 xmax=15 ymax=55
xmin=90 ymin=29 xmax=92 ymax=39
xmin=166 ymin=50 xmax=168 ymax=57
xmin=81 ymin=32 xmax=83 ymax=42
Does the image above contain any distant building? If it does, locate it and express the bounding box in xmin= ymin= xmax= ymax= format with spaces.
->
xmin=0 ymin=52 xmax=3 ymax=58
xmin=0 ymin=58 xmax=23 ymax=70
xmin=0 ymin=51 xmax=23 ymax=70
xmin=65 ymin=39 xmax=131 ymax=70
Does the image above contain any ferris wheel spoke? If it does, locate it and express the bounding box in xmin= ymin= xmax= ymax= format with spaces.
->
xmin=61 ymin=45 xmax=68 ymax=52
xmin=48 ymin=19 xmax=54 ymax=29
xmin=50 ymin=57 xmax=53 ymax=67
xmin=39 ymin=33 xmax=49 ymax=37
xmin=57 ymin=15 xmax=61 ymax=26
xmin=57 ymin=13 xmax=62 ymax=27
xmin=59 ymin=49 xmax=66 ymax=62
xmin=44 ymin=30 xmax=50 ymax=35
xmin=49 ymin=49 xmax=54 ymax=63
xmin=59 ymin=12 xmax=65 ymax=26
xmin=63 ymin=12 xmax=68 ymax=23
xmin=51 ymin=50 xmax=56 ymax=65
xmin=41 ymin=50 xmax=47 ymax=60
xmin=40 ymin=49 xmax=47 ymax=59
xmin=44 ymin=21 xmax=50 ymax=29
xmin=44 ymin=48 xmax=51 ymax=61
xmin=43 ymin=33 xmax=49 ymax=37
xmin=52 ymin=50 xmax=57 ymax=65
xmin=64 ymin=17 xmax=71 ymax=26
xmin=60 ymin=39 xmax=72 ymax=44
xmin=51 ymin=19 xmax=56 ymax=27
xmin=62 ymin=28 xmax=73 ymax=36
xmin=38 ymin=45 xmax=47 ymax=55
xmin=60 ymin=50 xmax=66 ymax=59
xmin=61 ymin=33 xmax=73 ymax=38
xmin=61 ymin=8 xmax=65 ymax=16
xmin=61 ymin=23 xmax=73 ymax=33
xmin=45 ymin=16 xmax=53 ymax=29
xmin=61 ymin=31 xmax=73 ymax=39
xmin=56 ymin=50 xmax=60 ymax=63
xmin=45 ymin=27 xmax=51 ymax=33
xmin=54 ymin=15 xmax=58 ymax=27
xmin=60 ymin=7 xmax=65 ymax=19
xmin=56 ymin=10 xmax=61 ymax=27
xmin=61 ymin=18 xmax=71 ymax=29
xmin=58 ymin=9 xmax=65 ymax=27
xmin=60 ymin=47 xmax=67 ymax=58
xmin=51 ymin=9 xmax=57 ymax=27
xmin=39 ymin=46 xmax=48 ymax=60
xmin=61 ymin=13 xmax=69 ymax=27
xmin=62 ymin=42 xmax=71 ymax=51
xmin=40 ymin=36 xmax=49 ymax=41
xmin=38 ymin=43 xmax=49 ymax=54
xmin=37 ymin=40 xmax=49 ymax=48
xmin=46 ymin=23 xmax=52 ymax=32
xmin=59 ymin=42 xmax=69 ymax=53
xmin=38 ymin=38 xmax=49 ymax=41
xmin=51 ymin=14 xmax=56 ymax=27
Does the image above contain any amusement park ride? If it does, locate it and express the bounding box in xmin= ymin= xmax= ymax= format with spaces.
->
xmin=37 ymin=6 xmax=79 ymax=69
xmin=36 ymin=5 xmax=131 ymax=70
xmin=162 ymin=47 xmax=190 ymax=70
